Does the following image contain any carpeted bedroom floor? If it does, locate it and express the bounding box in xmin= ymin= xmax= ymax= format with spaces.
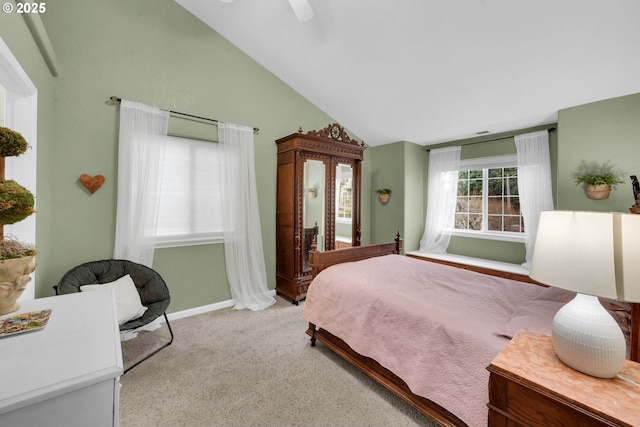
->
xmin=119 ymin=295 xmax=439 ymax=427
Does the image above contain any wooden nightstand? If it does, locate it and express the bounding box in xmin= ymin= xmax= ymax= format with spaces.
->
xmin=487 ymin=330 xmax=640 ymax=427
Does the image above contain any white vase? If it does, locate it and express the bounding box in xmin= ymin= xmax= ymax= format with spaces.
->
xmin=552 ymin=293 xmax=626 ymax=378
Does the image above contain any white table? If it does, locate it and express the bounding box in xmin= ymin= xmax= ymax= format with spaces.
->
xmin=0 ymin=288 xmax=123 ymax=426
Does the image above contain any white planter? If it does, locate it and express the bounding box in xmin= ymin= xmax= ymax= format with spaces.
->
xmin=585 ymin=184 xmax=611 ymax=200
xmin=378 ymin=193 xmax=390 ymax=204
xmin=0 ymin=255 xmax=36 ymax=315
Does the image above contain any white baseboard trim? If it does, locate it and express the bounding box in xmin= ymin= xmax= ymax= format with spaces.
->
xmin=164 ymin=289 xmax=277 ymax=322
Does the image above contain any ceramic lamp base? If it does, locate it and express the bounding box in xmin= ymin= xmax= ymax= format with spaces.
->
xmin=552 ymin=294 xmax=626 ymax=378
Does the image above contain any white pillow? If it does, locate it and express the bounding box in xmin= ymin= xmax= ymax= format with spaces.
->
xmin=81 ymin=274 xmax=148 ymax=325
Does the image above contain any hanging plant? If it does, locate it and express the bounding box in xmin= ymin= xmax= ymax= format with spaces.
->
xmin=572 ymin=161 xmax=625 ymax=200
xmin=375 ymin=188 xmax=392 ymax=204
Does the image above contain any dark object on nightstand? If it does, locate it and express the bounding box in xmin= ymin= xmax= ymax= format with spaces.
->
xmin=630 ymin=175 xmax=640 ymax=214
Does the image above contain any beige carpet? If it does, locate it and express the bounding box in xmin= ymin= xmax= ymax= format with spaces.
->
xmin=120 ymin=295 xmax=439 ymax=427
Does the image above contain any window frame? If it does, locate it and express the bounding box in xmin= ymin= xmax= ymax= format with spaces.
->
xmin=335 ymin=165 xmax=353 ymax=224
xmin=452 ymin=155 xmax=526 ymax=243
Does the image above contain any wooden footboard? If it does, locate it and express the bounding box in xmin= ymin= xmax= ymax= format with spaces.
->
xmin=306 ymin=322 xmax=466 ymax=427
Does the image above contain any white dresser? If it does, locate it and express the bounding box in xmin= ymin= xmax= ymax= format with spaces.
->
xmin=0 ymin=288 xmax=123 ymax=426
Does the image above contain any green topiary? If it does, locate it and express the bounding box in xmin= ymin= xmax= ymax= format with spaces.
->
xmin=0 ymin=126 xmax=30 ymax=157
xmin=0 ymin=126 xmax=36 ymax=260
xmin=0 ymin=180 xmax=35 ymax=226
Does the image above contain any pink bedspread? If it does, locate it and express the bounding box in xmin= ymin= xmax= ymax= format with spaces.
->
xmin=303 ymin=254 xmax=547 ymax=427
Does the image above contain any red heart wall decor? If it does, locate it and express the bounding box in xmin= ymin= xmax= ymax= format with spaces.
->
xmin=79 ymin=174 xmax=105 ymax=194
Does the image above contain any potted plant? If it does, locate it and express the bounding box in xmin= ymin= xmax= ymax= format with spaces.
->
xmin=0 ymin=126 xmax=36 ymax=315
xmin=308 ymin=187 xmax=318 ymax=198
xmin=572 ymin=160 xmax=625 ymax=200
xmin=375 ymin=188 xmax=392 ymax=204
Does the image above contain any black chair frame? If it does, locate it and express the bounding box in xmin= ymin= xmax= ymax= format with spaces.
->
xmin=54 ymin=259 xmax=174 ymax=374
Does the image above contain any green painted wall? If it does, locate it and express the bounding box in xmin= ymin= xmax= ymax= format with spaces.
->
xmin=1 ymin=0 xmax=340 ymax=312
xmin=368 ymin=142 xmax=405 ymax=244
xmin=366 ymin=140 xmax=425 ymax=251
xmin=403 ymin=142 xmax=426 ymax=252
xmin=557 ymin=93 xmax=640 ymax=212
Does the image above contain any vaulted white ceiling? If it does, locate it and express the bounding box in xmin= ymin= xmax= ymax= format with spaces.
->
xmin=175 ymin=0 xmax=640 ymax=147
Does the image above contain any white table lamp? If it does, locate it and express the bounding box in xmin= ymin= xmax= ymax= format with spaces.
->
xmin=530 ymin=210 xmax=640 ymax=378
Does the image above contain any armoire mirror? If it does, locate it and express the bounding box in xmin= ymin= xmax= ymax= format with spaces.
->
xmin=303 ymin=158 xmax=325 ymax=271
xmin=335 ymin=163 xmax=353 ymax=249
xmin=275 ymin=124 xmax=365 ymax=303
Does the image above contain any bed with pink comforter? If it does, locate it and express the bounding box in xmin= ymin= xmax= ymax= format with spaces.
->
xmin=303 ymin=254 xmax=631 ymax=427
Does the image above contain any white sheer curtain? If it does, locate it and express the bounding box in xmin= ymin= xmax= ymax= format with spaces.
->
xmin=113 ymin=100 xmax=169 ymax=267
xmin=419 ymin=146 xmax=461 ymax=253
xmin=218 ymin=123 xmax=275 ymax=311
xmin=515 ymin=130 xmax=554 ymax=268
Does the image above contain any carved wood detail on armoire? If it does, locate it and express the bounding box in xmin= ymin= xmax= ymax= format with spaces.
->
xmin=275 ymin=124 xmax=365 ymax=304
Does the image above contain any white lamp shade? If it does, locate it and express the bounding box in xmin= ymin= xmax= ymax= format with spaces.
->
xmin=530 ymin=210 xmax=640 ymax=302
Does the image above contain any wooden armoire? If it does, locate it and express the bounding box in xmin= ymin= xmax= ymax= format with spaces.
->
xmin=275 ymin=124 xmax=365 ymax=304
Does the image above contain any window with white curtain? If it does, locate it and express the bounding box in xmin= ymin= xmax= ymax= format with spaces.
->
xmin=336 ymin=165 xmax=353 ymax=223
xmin=155 ymin=135 xmax=223 ymax=247
xmin=453 ymin=155 xmax=524 ymax=242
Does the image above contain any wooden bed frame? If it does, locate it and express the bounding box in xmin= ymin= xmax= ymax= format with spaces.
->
xmin=306 ymin=236 xmax=640 ymax=427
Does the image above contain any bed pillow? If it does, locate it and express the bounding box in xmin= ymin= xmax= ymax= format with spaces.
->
xmin=81 ymin=274 xmax=148 ymax=325
xmin=496 ymin=286 xmax=632 ymax=342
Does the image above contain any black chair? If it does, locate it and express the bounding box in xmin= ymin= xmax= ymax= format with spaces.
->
xmin=54 ymin=259 xmax=174 ymax=374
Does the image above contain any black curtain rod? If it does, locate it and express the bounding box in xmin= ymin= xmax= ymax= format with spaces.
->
xmin=425 ymin=127 xmax=556 ymax=152
xmin=109 ymin=96 xmax=259 ymax=134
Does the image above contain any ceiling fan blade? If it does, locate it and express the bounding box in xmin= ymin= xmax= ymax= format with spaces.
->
xmin=288 ymin=0 xmax=314 ymax=22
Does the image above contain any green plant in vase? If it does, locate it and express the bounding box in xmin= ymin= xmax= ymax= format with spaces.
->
xmin=0 ymin=126 xmax=36 ymax=315
xmin=375 ymin=188 xmax=392 ymax=204
xmin=572 ymin=160 xmax=625 ymax=200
